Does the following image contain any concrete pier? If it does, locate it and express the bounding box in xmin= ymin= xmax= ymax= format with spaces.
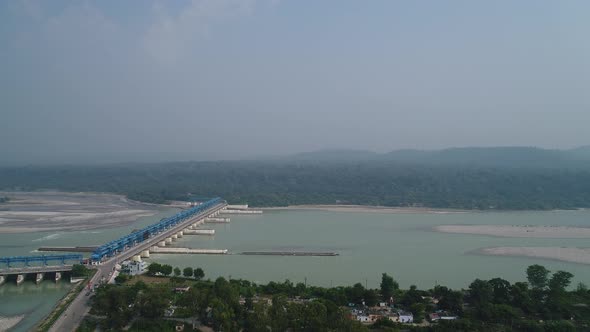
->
xmin=242 ymin=251 xmax=339 ymax=256
xmin=220 ymin=209 xmax=262 ymax=214
xmin=157 ymin=241 xmax=166 ymax=247
xmin=55 ymin=272 xmax=61 ymax=283
xmin=205 ymin=217 xmax=230 ymax=222
xmin=172 ymin=234 xmax=178 ymax=240
xmin=16 ymin=274 xmax=24 ymax=286
xmin=150 ymin=247 xmax=228 ymax=255
xmin=177 ymin=231 xmax=183 ymax=238
xmin=140 ymin=250 xmax=150 ymax=258
xmin=165 ymin=237 xmax=172 ymax=244
xmin=132 ymin=255 xmax=141 ymax=262
xmin=183 ymin=229 xmax=215 ymax=235
xmin=0 ymin=275 xmax=5 ymax=286
xmin=227 ymin=204 xmax=249 ymax=209
xmin=36 ymin=273 xmax=44 ymax=284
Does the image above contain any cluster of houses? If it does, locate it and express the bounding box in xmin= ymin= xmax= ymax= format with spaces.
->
xmin=347 ymin=301 xmax=458 ymax=326
xmin=349 ymin=302 xmax=415 ymax=324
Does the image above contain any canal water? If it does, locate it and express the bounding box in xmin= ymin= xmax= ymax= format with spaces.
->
xmin=2 ymin=208 xmax=590 ymax=331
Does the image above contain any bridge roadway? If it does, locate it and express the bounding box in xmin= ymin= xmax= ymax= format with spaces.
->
xmin=48 ymin=202 xmax=227 ymax=332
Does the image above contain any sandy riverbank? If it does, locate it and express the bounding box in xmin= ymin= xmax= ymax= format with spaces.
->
xmin=0 ymin=315 xmax=24 ymax=331
xmin=263 ymin=205 xmax=468 ymax=214
xmin=478 ymin=247 xmax=590 ymax=265
xmin=435 ymin=225 xmax=590 ymax=238
xmin=0 ymin=192 xmax=163 ymax=233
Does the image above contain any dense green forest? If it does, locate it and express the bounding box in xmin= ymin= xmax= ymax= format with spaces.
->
xmin=1 ymin=158 xmax=590 ymax=210
xmin=79 ymin=264 xmax=589 ymax=332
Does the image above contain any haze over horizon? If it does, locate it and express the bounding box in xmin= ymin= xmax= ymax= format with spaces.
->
xmin=1 ymin=1 xmax=589 ymax=166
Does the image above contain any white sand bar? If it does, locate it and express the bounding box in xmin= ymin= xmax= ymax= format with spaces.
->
xmin=480 ymin=247 xmax=590 ymax=265
xmin=0 ymin=315 xmax=24 ymax=331
xmin=435 ymin=225 xmax=590 ymax=238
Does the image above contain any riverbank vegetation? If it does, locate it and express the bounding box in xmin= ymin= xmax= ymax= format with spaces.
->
xmin=2 ymin=159 xmax=590 ymax=210
xmin=78 ymin=264 xmax=590 ymax=332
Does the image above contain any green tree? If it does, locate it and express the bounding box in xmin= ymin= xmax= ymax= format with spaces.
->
xmin=114 ymin=274 xmax=129 ymax=284
xmin=161 ymin=264 xmax=173 ymax=276
xmin=183 ymin=267 xmax=193 ymax=278
xmin=210 ymin=298 xmax=237 ymax=331
xmin=194 ymin=267 xmax=204 ymax=280
xmin=489 ymin=277 xmax=511 ymax=304
xmin=178 ymin=287 xmax=201 ymax=328
xmin=549 ymin=270 xmax=574 ymax=292
xmin=410 ymin=303 xmax=426 ymax=323
xmin=527 ymin=264 xmax=550 ymax=305
xmin=350 ymin=283 xmax=366 ymax=305
xmin=93 ymin=285 xmax=134 ymax=329
xmin=302 ymin=301 xmax=328 ymax=331
xmin=147 ymin=262 xmax=162 ymax=276
xmin=468 ymin=279 xmax=493 ymax=320
xmin=380 ymin=273 xmax=399 ymax=302
xmin=547 ymin=270 xmax=574 ymax=318
xmin=510 ymin=281 xmax=533 ymax=313
xmin=269 ymin=295 xmax=289 ymax=331
xmin=71 ymin=264 xmax=89 ymax=277
xmin=363 ymin=289 xmax=379 ymax=307
xmin=527 ymin=264 xmax=550 ymax=291
xmin=401 ymin=285 xmax=422 ymax=306
xmin=136 ymin=286 xmax=171 ymax=318
xmin=173 ymin=267 xmax=181 ymax=277
xmin=245 ymin=302 xmax=270 ymax=332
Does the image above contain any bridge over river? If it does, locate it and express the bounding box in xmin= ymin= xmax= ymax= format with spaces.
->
xmin=48 ymin=197 xmax=227 ymax=332
xmin=0 ymin=197 xmax=228 ymax=331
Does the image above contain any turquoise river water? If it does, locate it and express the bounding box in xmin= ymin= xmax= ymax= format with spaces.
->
xmin=1 ymin=208 xmax=590 ymax=331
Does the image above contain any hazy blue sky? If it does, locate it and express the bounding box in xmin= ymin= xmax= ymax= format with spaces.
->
xmin=1 ymin=0 xmax=589 ymax=165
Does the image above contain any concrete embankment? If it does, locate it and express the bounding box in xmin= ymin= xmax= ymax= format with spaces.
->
xmin=241 ymin=251 xmax=339 ymax=256
xmin=150 ymin=247 xmax=228 ymax=254
xmin=183 ymin=229 xmax=215 ymax=235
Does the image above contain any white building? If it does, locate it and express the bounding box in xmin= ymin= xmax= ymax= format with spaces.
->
xmin=120 ymin=260 xmax=148 ymax=276
xmin=398 ymin=311 xmax=414 ymax=323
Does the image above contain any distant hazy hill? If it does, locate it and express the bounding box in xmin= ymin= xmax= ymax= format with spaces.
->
xmin=286 ymin=149 xmax=379 ymax=161
xmin=285 ymin=146 xmax=590 ymax=167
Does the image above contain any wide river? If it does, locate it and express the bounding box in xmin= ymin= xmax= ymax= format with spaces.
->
xmin=2 ymin=208 xmax=590 ymax=331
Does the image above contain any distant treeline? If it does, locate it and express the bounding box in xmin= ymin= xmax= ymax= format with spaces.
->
xmin=1 ymin=158 xmax=590 ymax=210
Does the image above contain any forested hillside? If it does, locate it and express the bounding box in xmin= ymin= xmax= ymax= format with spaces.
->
xmin=1 ymin=159 xmax=590 ymax=210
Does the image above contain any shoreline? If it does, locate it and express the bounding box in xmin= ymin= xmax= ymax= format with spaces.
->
xmin=262 ymin=204 xmax=470 ymax=214
xmin=475 ymin=246 xmax=590 ymax=266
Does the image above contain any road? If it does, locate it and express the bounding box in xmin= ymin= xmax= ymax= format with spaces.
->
xmin=48 ymin=203 xmax=226 ymax=332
